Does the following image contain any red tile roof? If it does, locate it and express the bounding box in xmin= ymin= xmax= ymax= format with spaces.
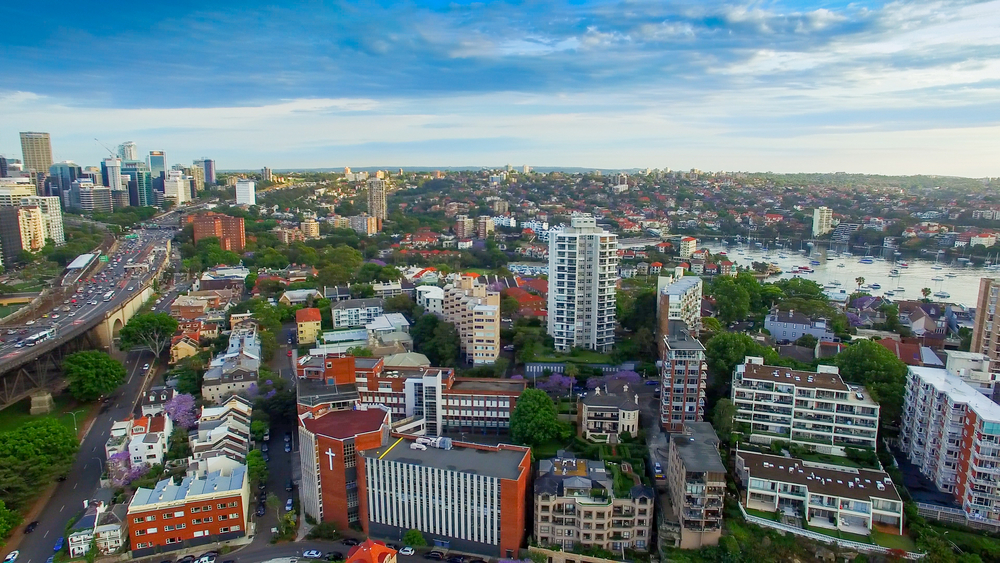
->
xmin=347 ymin=539 xmax=396 ymax=563
xmin=302 ymin=408 xmax=389 ymax=441
xmin=296 ymin=307 xmax=323 ymax=323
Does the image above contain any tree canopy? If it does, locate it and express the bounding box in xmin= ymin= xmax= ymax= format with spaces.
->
xmin=0 ymin=418 xmax=78 ymax=510
xmin=834 ymin=339 xmax=908 ymax=429
xmin=119 ymin=312 xmax=179 ymax=357
xmin=510 ymin=389 xmax=567 ymax=447
xmin=710 ymin=276 xmax=750 ymax=324
xmin=64 ymin=351 xmax=127 ymax=401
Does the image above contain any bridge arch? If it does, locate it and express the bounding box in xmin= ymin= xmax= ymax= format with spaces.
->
xmin=112 ymin=318 xmax=124 ymax=339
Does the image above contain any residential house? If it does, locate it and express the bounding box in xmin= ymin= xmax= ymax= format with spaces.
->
xmin=578 ymin=387 xmax=639 ymax=443
xmin=67 ymin=500 xmax=128 ymax=557
xmin=188 ymin=395 xmax=253 ymax=464
xmin=201 ymin=325 xmax=261 ymax=403
xmin=279 ymin=288 xmax=321 ymax=306
xmin=763 ymin=308 xmax=835 ymax=343
xmin=876 ymin=338 xmax=944 ymax=367
xmin=141 ymin=386 xmax=175 ymax=417
xmin=170 ymin=334 xmax=201 ymax=365
xmin=296 ymin=307 xmax=323 ymax=345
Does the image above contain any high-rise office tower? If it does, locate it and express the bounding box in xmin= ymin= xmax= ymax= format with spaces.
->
xmin=971 ymin=278 xmax=1000 ymax=376
xmin=148 ymin=150 xmax=166 ymax=192
xmin=47 ymin=161 xmax=82 ymax=198
xmin=0 ymin=155 xmax=7 ymax=178
xmin=195 ymin=158 xmax=215 ymax=185
xmin=235 ymin=179 xmax=256 ymax=206
xmin=163 ymin=169 xmax=190 ymax=205
xmin=546 ymin=214 xmax=618 ymax=352
xmin=102 ymin=157 xmax=123 ymax=190
xmin=20 ymin=132 xmax=53 ymax=194
xmin=117 ymin=141 xmax=138 ymax=161
xmin=262 ymin=167 xmax=273 ymax=182
xmin=121 ymin=160 xmax=154 ymax=207
xmin=366 ymin=178 xmax=387 ymax=220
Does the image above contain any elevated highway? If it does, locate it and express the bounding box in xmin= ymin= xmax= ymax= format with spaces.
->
xmin=0 ymin=228 xmax=175 ymax=406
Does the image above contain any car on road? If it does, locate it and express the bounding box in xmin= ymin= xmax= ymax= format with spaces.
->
xmin=502 ymin=344 xmax=514 ymax=351
xmin=285 ymin=432 xmax=292 ymax=442
xmin=342 ymin=538 xmax=361 ymax=546
xmin=423 ymin=552 xmax=443 ymax=560
xmin=654 ymin=462 xmax=664 ymax=479
xmin=644 ymin=379 xmax=658 ymax=385
xmin=446 ymin=556 xmax=465 ymax=563
xmin=196 ymin=551 xmax=218 ymax=563
xmin=24 ymin=521 xmax=38 ymax=533
xmin=285 ymin=498 xmax=294 ymax=511
xmin=25 ymin=320 xmax=35 ymax=325
xmin=324 ymin=552 xmax=344 ymax=561
xmin=3 ymin=551 xmax=17 ymax=563
xmin=256 ymin=505 xmax=265 ymax=517
xmin=286 ymin=479 xmax=294 ymax=491
xmin=53 ymin=536 xmax=64 ymax=551
xmin=287 ymin=350 xmax=293 ymax=356
xmin=262 ymin=452 xmax=270 ymax=462
xmin=46 ymin=557 xmax=55 ymax=563
xmin=143 ymin=363 xmax=150 ymax=370
xmin=303 ymin=551 xmax=323 ymax=559
xmin=284 ymin=442 xmax=291 ymax=453
xmin=261 ymin=443 xmax=269 ymax=452
xmin=399 ymin=548 xmax=415 ymax=556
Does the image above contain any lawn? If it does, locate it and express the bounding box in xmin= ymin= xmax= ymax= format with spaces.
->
xmin=532 ymin=438 xmax=572 ymax=460
xmin=0 ymin=304 xmax=25 ymax=318
xmin=534 ymin=349 xmax=614 ymax=365
xmin=871 ymin=529 xmax=918 ymax=551
xmin=0 ymin=393 xmax=89 ymax=434
xmin=746 ymin=507 xmax=780 ymax=521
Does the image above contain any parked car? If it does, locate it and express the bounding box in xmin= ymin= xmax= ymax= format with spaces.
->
xmin=325 ymin=552 xmax=344 ymax=561
xmin=423 ymin=552 xmax=443 ymax=561
xmin=399 ymin=547 xmax=415 ymax=556
xmin=3 ymin=551 xmax=18 ymax=563
xmin=53 ymin=537 xmax=64 ymax=552
xmin=24 ymin=521 xmax=38 ymax=533
xmin=286 ymin=479 xmax=294 ymax=492
xmin=285 ymin=498 xmax=294 ymax=512
xmin=143 ymin=363 xmax=150 ymax=370
xmin=342 ymin=538 xmax=361 ymax=547
xmin=287 ymin=350 xmax=293 ymax=357
xmin=285 ymin=432 xmax=292 ymax=442
xmin=261 ymin=443 xmax=269 ymax=452
xmin=284 ymin=442 xmax=292 ymax=453
xmin=256 ymin=505 xmax=265 ymax=517
xmin=654 ymin=462 xmax=664 ymax=479
xmin=303 ymin=551 xmax=323 ymax=559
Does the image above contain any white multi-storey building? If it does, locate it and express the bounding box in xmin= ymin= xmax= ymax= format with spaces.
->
xmin=547 ymin=214 xmax=618 ymax=352
xmin=813 ymin=206 xmax=833 ymax=237
xmin=21 ymin=196 xmax=65 ymax=245
xmin=163 ymin=169 xmax=190 ymax=205
xmin=235 ymin=179 xmax=256 ymax=206
xmin=901 ymin=366 xmax=1000 ymax=523
xmin=444 ymin=276 xmax=499 ymax=365
xmin=732 ymin=357 xmax=880 ymax=456
xmin=331 ymin=298 xmax=384 ymax=328
xmin=656 ymin=271 xmax=703 ymax=339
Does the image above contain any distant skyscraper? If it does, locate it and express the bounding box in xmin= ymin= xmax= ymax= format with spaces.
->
xmin=48 ymin=161 xmax=81 ymax=197
xmin=102 ymin=157 xmax=123 ymax=190
xmin=0 ymin=155 xmax=7 ymax=178
xmin=262 ymin=167 xmax=273 ymax=182
xmin=122 ymin=160 xmax=154 ymax=207
xmin=163 ymin=169 xmax=190 ymax=205
xmin=19 ymin=132 xmax=53 ymax=195
xmin=195 ymin=158 xmax=215 ymax=184
xmin=235 ymin=179 xmax=256 ymax=206
xmin=366 ymin=178 xmax=387 ymax=220
xmin=117 ymin=141 xmax=138 ymax=161
xmin=547 ymin=214 xmax=618 ymax=352
xmin=148 ymin=150 xmax=166 ymax=192
xmin=813 ymin=206 xmax=833 ymax=237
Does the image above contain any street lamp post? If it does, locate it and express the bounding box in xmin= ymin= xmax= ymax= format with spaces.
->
xmin=68 ymin=409 xmax=86 ymax=434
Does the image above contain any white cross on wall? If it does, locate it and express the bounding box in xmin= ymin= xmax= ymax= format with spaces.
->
xmin=326 ymin=448 xmax=336 ymax=471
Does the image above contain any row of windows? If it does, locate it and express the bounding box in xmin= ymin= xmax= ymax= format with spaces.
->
xmin=132 ymin=502 xmax=239 ymax=524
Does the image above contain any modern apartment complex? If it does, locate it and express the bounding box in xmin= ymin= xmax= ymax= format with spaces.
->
xmin=732 ymin=357 xmax=880 ymax=455
xmin=443 ymin=275 xmax=500 ymax=365
xmin=298 ymin=406 xmax=391 ymax=528
xmin=126 ymin=466 xmax=249 ymax=556
xmin=664 ymin=422 xmax=725 ymax=549
xmin=235 ymin=179 xmax=256 ymax=205
xmin=736 ymin=449 xmax=904 ymax=536
xmin=660 ymin=320 xmax=707 ymax=432
xmin=22 ymin=196 xmax=65 ymax=245
xmin=970 ymin=278 xmax=1000 ymax=377
xmin=812 ymin=206 xmax=833 ymax=237
xmin=901 ymin=366 xmax=1000 ymax=523
xmin=366 ymin=178 xmax=387 ymax=220
xmin=361 ymin=437 xmax=531 ymax=557
xmin=547 ymin=214 xmax=618 ymax=352
xmin=332 ymin=298 xmax=385 ymax=328
xmin=188 ymin=212 xmax=246 ymax=252
xmin=534 ymin=453 xmax=654 ymax=552
xmin=679 ymin=237 xmax=698 ymax=259
xmin=656 ymin=273 xmax=703 ymax=352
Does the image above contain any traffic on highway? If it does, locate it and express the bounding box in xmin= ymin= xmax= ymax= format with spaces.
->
xmin=0 ymin=228 xmax=177 ymax=364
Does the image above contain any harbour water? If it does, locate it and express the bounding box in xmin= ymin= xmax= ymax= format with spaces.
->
xmin=712 ymin=245 xmax=990 ymax=306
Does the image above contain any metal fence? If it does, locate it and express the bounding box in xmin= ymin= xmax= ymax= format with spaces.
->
xmin=916 ymin=502 xmax=1000 ymax=532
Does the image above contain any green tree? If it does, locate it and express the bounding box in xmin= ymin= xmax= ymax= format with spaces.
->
xmin=118 ymin=312 xmax=179 ymax=357
xmin=0 ymin=419 xmax=79 ymax=509
xmin=711 ymin=398 xmax=737 ymax=443
xmin=701 ymin=316 xmax=723 ymax=334
xmin=710 ymin=276 xmax=750 ymax=324
xmin=246 ymin=449 xmax=269 ymax=487
xmin=347 ymin=346 xmax=374 ymax=357
xmin=501 ymin=296 xmax=521 ymax=319
xmin=704 ymin=332 xmax=778 ymax=379
xmin=795 ymin=334 xmax=819 ymax=348
xmin=0 ymin=499 xmax=23 ymax=545
xmin=922 ymin=287 xmax=932 ymax=300
xmin=384 ymin=294 xmax=417 ymax=317
xmin=250 ymin=419 xmax=268 ymax=442
xmin=402 ymin=528 xmax=427 ymax=547
xmin=266 ymin=492 xmax=280 ymax=518
xmin=834 ymin=339 xmax=908 ymax=429
xmin=64 ymin=351 xmax=127 ymax=401
xmin=510 ymin=389 xmax=567 ymax=447
xmin=855 ymin=276 xmax=865 ymax=290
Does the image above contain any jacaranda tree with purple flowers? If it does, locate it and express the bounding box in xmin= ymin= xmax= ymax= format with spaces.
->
xmin=164 ymin=393 xmax=199 ymax=429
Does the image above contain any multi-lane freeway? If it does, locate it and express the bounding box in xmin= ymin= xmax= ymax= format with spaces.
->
xmin=1 ymin=221 xmax=183 ymax=563
xmin=0 ymin=228 xmax=175 ymax=366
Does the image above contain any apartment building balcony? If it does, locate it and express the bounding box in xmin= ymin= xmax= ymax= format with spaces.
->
xmin=552 ymin=505 xmax=578 ymax=515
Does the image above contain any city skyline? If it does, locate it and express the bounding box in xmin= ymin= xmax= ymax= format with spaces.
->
xmin=0 ymin=1 xmax=998 ymax=176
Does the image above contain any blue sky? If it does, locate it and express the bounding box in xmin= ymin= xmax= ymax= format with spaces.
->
xmin=1 ymin=0 xmax=998 ymax=175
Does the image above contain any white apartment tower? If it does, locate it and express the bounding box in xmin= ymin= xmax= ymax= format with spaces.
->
xmin=20 ymin=196 xmax=65 ymax=245
xmin=547 ymin=214 xmax=618 ymax=353
xmin=367 ymin=178 xmax=387 ymax=220
xmin=117 ymin=141 xmax=138 ymax=161
xmin=235 ymin=179 xmax=256 ymax=206
xmin=163 ymin=169 xmax=190 ymax=205
xmin=812 ymin=207 xmax=833 ymax=237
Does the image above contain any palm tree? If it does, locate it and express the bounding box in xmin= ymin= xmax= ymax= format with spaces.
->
xmin=922 ymin=287 xmax=932 ymax=299
xmin=855 ymin=276 xmax=865 ymax=289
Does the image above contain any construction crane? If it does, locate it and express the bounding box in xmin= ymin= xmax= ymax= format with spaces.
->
xmin=95 ymin=138 xmax=116 ymax=158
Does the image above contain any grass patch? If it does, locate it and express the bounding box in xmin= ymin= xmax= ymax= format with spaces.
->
xmin=871 ymin=529 xmax=917 ymax=551
xmin=534 ymin=349 xmax=613 ymax=365
xmin=746 ymin=507 xmax=780 ymax=521
xmin=0 ymin=392 xmax=89 ymax=433
xmin=0 ymin=304 xmax=25 ymax=318
xmin=793 ymin=450 xmax=871 ymax=469
xmin=532 ymin=438 xmax=570 ymax=460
